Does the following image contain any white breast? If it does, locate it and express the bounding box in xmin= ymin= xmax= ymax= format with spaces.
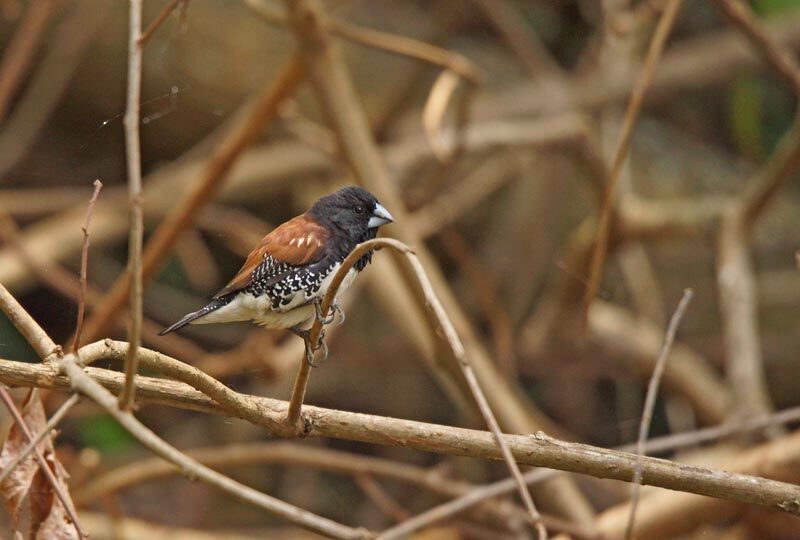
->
xmin=195 ymin=264 xmax=360 ymax=330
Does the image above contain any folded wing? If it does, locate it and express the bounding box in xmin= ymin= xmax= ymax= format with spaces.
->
xmin=214 ymin=214 xmax=329 ymax=298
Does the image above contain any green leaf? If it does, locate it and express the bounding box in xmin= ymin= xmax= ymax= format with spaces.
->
xmin=80 ymin=415 xmax=135 ymax=454
xmin=753 ymin=0 xmax=800 ymax=16
xmin=728 ymin=76 xmax=764 ymax=159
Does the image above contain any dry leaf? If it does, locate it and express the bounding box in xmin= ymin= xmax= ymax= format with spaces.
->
xmin=0 ymin=390 xmax=47 ymax=527
xmin=0 ymin=390 xmax=79 ymax=539
xmin=30 ymin=453 xmax=79 ymax=540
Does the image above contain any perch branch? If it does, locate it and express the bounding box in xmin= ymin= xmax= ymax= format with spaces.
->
xmin=0 ymin=356 xmax=799 ymax=516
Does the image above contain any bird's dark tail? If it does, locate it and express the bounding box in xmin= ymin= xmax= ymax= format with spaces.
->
xmin=158 ymin=297 xmax=230 ymax=336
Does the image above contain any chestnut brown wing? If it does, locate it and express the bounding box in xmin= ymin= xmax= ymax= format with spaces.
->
xmin=213 ymin=214 xmax=329 ymax=298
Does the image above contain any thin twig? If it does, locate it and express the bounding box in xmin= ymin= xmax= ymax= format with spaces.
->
xmin=624 ymin=288 xmax=694 ymax=540
xmin=287 ymin=238 xmax=547 ymax=537
xmin=79 ymin=54 xmax=304 ymax=344
xmin=0 ymin=277 xmax=59 ymax=361
xmin=709 ymin=0 xmax=800 ymax=95
xmin=137 ymin=0 xmax=187 ymax=46
xmin=0 ymin=393 xmax=80 ymax=485
xmin=741 ymin=111 xmax=800 ymax=227
xmin=70 ymin=179 xmax=102 ymax=354
xmin=582 ymin=0 xmax=683 ymax=328
xmin=0 ymin=388 xmax=85 ymax=539
xmin=120 ymin=0 xmax=144 ymax=411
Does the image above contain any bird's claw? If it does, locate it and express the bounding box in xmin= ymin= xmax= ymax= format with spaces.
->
xmin=314 ymin=299 xmax=346 ymax=326
xmin=291 ymin=325 xmax=328 ymax=368
xmin=306 ymin=337 xmax=328 ymax=368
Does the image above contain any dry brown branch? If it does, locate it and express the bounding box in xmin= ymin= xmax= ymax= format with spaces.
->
xmin=282 ymin=0 xmax=593 ymax=523
xmin=70 ymin=180 xmax=103 ymax=353
xmin=79 ymin=54 xmax=304 ymax=343
xmin=585 ymin=301 xmax=729 ymax=425
xmin=741 ymin=112 xmax=800 ymax=227
xmin=60 ymin=357 xmax=368 ymax=539
xmin=0 ymin=278 xmax=59 ymax=361
xmin=137 ymin=0 xmax=186 ymax=46
xmin=717 ymin=209 xmax=777 ymax=425
xmin=625 ymin=289 xmax=693 ymax=540
xmin=1 ymin=353 xmax=799 ymax=516
xmin=382 ymin=404 xmax=800 ymax=539
xmin=0 ymin=0 xmax=55 ymax=122
xmin=409 ymin=153 xmax=530 ymax=238
xmin=73 ymin=442 xmax=598 ymax=538
xmin=354 ymin=474 xmax=411 ymax=524
xmin=280 ymin=237 xmax=545 ymax=536
xmin=0 ymin=282 xmax=368 ymax=538
xmin=591 ymin=428 xmax=800 ymax=539
xmin=709 ymin=0 xmax=800 ymax=94
xmin=582 ymin=0 xmax=683 ymax=327
xmin=642 ymin=405 xmax=800 ymax=455
xmin=0 ymin=388 xmax=85 ymax=538
xmin=120 ymin=0 xmax=144 ymax=411
xmin=0 ymin=393 xmax=79 ymax=486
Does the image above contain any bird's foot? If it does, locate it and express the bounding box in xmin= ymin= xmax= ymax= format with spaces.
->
xmin=314 ymin=299 xmax=346 ymax=326
xmin=290 ymin=326 xmax=328 ymax=368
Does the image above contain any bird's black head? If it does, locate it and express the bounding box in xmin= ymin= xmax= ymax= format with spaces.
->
xmin=309 ymin=186 xmax=394 ymax=245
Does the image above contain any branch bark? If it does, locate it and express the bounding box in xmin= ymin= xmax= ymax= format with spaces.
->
xmin=0 ymin=355 xmax=798 ymax=516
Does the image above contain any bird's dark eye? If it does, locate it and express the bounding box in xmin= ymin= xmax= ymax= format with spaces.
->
xmin=354 ymin=205 xmax=365 ymax=214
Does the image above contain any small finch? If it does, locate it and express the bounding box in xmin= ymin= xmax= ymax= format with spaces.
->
xmin=160 ymin=186 xmax=393 ymax=363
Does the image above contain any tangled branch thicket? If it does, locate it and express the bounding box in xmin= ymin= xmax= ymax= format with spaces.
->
xmin=0 ymin=1 xmax=800 ymax=539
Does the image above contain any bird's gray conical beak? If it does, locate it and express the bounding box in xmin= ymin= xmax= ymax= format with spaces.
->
xmin=368 ymin=203 xmax=394 ymax=228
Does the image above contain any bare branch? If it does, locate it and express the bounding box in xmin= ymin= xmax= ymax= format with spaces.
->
xmin=625 ymin=289 xmax=694 ymax=540
xmin=286 ymin=235 xmax=546 ymax=536
xmin=137 ymin=0 xmax=188 ymax=46
xmin=119 ymin=0 xmax=144 ymax=411
xmin=741 ymin=111 xmax=800 ymax=227
xmin=709 ymin=0 xmax=800 ymax=94
xmin=70 ymin=179 xmax=102 ymax=354
xmin=582 ymin=0 xmax=683 ymax=327
xmin=1 ymin=356 xmax=799 ymax=517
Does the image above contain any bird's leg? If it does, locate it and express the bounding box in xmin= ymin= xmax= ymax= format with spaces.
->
xmin=289 ymin=326 xmax=328 ymax=368
xmin=289 ymin=326 xmax=316 ymax=367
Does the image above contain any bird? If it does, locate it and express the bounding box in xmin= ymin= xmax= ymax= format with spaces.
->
xmin=159 ymin=186 xmax=394 ymax=364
